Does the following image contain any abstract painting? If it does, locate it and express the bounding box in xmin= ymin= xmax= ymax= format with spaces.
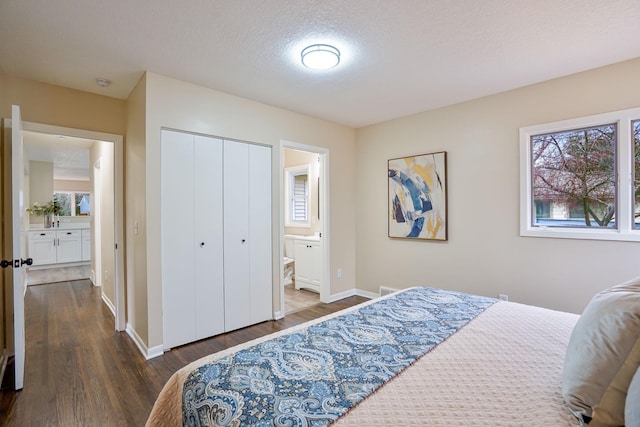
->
xmin=388 ymin=151 xmax=447 ymax=240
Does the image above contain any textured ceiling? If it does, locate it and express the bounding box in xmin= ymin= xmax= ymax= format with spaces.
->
xmin=23 ymin=131 xmax=92 ymax=181
xmin=1 ymin=0 xmax=640 ymax=128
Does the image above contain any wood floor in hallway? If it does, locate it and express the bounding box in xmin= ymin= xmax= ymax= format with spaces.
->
xmin=0 ymin=280 xmax=367 ymax=426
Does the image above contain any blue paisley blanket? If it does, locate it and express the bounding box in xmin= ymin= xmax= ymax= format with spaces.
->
xmin=182 ymin=287 xmax=496 ymax=426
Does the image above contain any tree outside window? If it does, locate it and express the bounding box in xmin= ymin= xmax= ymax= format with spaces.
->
xmin=54 ymin=192 xmax=91 ymax=216
xmin=531 ymin=124 xmax=616 ymax=228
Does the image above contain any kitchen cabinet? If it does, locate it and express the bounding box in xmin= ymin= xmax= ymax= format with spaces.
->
xmin=294 ymin=238 xmax=322 ymax=293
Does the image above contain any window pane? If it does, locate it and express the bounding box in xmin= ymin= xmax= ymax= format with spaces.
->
xmin=531 ymin=124 xmax=616 ymax=228
xmin=634 ymin=120 xmax=640 ymax=229
xmin=76 ymin=193 xmax=91 ymax=216
xmin=54 ymin=192 xmax=72 ymax=216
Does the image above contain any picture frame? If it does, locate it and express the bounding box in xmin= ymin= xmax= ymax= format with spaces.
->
xmin=388 ymin=151 xmax=447 ymax=241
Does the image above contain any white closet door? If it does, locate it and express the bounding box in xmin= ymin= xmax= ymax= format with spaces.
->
xmin=223 ymin=140 xmax=251 ymax=332
xmin=161 ymin=130 xmax=196 ymax=349
xmin=248 ymin=144 xmax=272 ymax=324
xmin=193 ymin=135 xmax=225 ymax=339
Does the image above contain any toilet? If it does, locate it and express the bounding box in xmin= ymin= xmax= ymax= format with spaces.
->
xmin=283 ymin=235 xmax=295 ymax=286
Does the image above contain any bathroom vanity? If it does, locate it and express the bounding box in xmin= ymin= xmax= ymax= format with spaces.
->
xmin=27 ymin=224 xmax=91 ymax=266
xmin=293 ymin=235 xmax=322 ymax=293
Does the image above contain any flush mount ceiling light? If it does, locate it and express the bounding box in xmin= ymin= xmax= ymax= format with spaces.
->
xmin=301 ymin=44 xmax=340 ymax=70
xmin=96 ymin=77 xmax=111 ymax=87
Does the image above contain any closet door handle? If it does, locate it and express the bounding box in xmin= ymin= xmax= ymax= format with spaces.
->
xmin=241 ymin=239 xmax=246 ymax=243
xmin=200 ymin=242 xmax=205 ymax=247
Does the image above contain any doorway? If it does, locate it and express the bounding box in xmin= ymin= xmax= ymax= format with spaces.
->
xmin=280 ymin=142 xmax=329 ymax=315
xmin=20 ymin=121 xmax=125 ymax=331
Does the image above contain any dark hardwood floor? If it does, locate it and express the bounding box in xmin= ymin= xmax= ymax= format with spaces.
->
xmin=0 ymin=280 xmax=367 ymax=426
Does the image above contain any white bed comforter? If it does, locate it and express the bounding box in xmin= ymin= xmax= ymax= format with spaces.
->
xmin=334 ymin=300 xmax=580 ymax=426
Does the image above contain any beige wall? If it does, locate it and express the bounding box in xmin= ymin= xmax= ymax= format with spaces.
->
xmin=125 ymin=74 xmax=148 ymax=344
xmin=283 ymin=148 xmax=322 ymax=236
xmin=0 ymin=74 xmax=126 ymax=135
xmin=137 ymin=72 xmax=356 ymax=349
xmin=355 ymin=57 xmax=640 ymax=314
xmin=29 ymin=161 xmax=53 ymax=206
xmin=54 ymin=179 xmax=90 ymax=192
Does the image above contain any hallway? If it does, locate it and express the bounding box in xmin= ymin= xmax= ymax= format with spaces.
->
xmin=1 ymin=280 xmax=150 ymax=425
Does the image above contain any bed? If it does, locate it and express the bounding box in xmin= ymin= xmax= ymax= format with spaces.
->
xmin=146 ymin=282 xmax=640 ymax=426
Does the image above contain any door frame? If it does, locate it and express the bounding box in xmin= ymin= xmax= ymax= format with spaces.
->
xmin=21 ymin=121 xmax=125 ymax=331
xmin=279 ymin=140 xmax=330 ymax=316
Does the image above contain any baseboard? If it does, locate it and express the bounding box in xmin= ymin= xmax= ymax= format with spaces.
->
xmin=273 ymin=310 xmax=284 ymax=320
xmin=355 ymin=289 xmax=378 ymax=299
xmin=125 ymin=323 xmax=164 ymax=360
xmin=101 ymin=293 xmax=116 ymax=318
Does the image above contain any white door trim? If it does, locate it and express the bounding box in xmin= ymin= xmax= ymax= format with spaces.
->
xmin=21 ymin=121 xmax=125 ymax=331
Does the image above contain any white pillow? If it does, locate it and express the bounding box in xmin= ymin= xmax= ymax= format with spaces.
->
xmin=562 ymin=276 xmax=640 ymax=426
xmin=627 ymin=367 xmax=640 ymax=427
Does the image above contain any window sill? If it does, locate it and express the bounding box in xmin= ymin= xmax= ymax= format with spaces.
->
xmin=520 ymin=226 xmax=640 ymax=242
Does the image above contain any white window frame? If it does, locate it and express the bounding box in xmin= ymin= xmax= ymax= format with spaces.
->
xmin=284 ymin=165 xmax=310 ymax=227
xmin=520 ymin=106 xmax=640 ymax=242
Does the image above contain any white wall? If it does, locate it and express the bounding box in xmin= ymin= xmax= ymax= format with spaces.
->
xmin=135 ymin=72 xmax=356 ymax=349
xmin=355 ymin=58 xmax=640 ymax=314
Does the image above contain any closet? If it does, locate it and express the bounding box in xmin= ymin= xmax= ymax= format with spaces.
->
xmin=161 ymin=129 xmax=272 ymax=350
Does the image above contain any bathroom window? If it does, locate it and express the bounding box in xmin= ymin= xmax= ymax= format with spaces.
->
xmin=285 ymin=165 xmax=310 ymax=227
xmin=54 ymin=191 xmax=91 ymax=216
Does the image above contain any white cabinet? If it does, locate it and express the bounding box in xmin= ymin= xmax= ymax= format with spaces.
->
xmin=294 ymin=238 xmax=322 ymax=293
xmin=28 ymin=229 xmax=85 ymax=266
xmin=161 ymin=130 xmax=272 ymax=350
xmin=56 ymin=230 xmax=82 ymax=263
xmin=27 ymin=230 xmax=57 ymax=265
xmin=81 ymin=229 xmax=91 ymax=261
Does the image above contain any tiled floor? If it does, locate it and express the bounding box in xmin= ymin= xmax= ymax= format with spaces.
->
xmin=284 ymin=283 xmax=320 ymax=314
xmin=25 ymin=264 xmax=91 ymax=286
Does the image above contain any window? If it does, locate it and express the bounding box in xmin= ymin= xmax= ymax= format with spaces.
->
xmin=54 ymin=192 xmax=91 ymax=216
xmin=520 ymin=107 xmax=640 ymax=241
xmin=285 ymin=165 xmax=310 ymax=227
xmin=634 ymin=119 xmax=640 ymax=229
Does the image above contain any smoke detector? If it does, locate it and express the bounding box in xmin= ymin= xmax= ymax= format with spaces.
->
xmin=96 ymin=78 xmax=111 ymax=87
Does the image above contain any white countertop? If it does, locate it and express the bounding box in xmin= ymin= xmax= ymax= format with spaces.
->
xmin=285 ymin=233 xmax=321 ymax=241
xmin=28 ymin=223 xmax=90 ymax=230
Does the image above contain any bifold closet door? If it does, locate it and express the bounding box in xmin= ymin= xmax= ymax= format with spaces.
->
xmin=161 ymin=130 xmax=224 ymax=349
xmin=193 ymin=135 xmax=224 ymax=340
xmin=223 ymin=140 xmax=272 ymax=332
